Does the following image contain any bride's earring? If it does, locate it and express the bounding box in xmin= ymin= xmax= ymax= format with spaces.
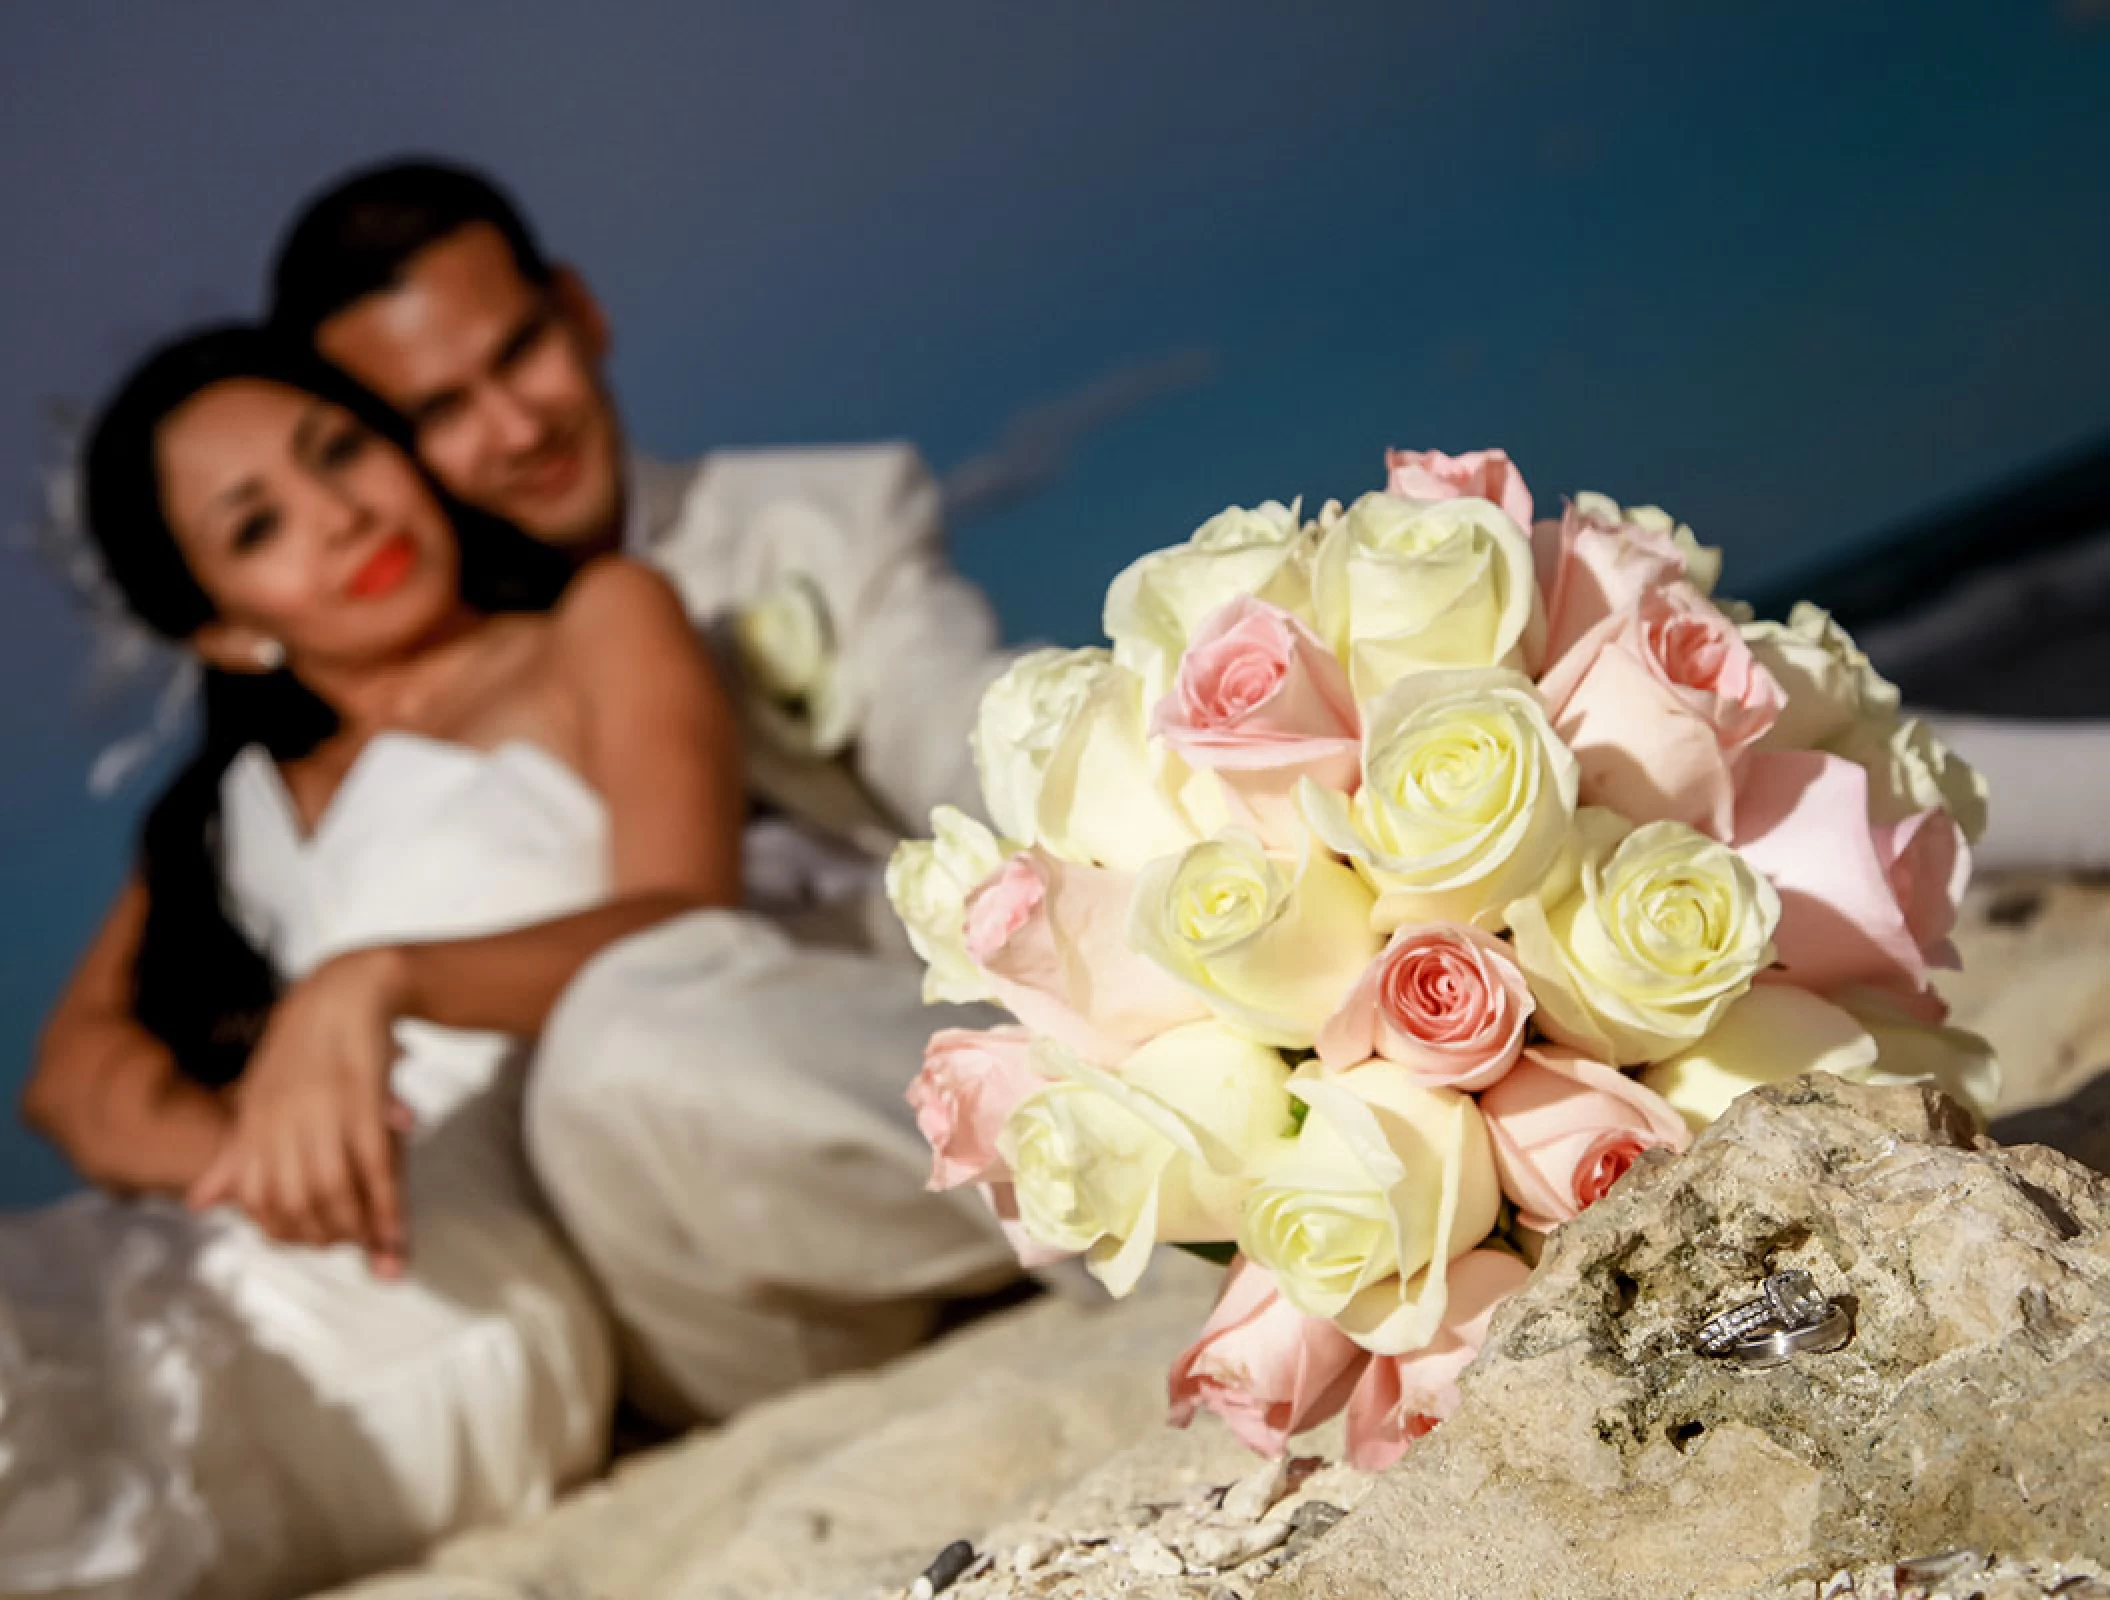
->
xmin=254 ymin=639 xmax=285 ymax=671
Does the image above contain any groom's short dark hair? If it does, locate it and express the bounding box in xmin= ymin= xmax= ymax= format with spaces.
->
xmin=270 ymin=158 xmax=554 ymax=338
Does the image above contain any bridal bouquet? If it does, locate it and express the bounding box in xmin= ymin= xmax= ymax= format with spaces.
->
xmin=886 ymin=448 xmax=1997 ymax=1469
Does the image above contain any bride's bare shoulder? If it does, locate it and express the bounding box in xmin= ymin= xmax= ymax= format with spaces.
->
xmin=540 ymin=555 xmax=739 ymax=786
xmin=546 ymin=556 xmax=725 ymax=708
xmin=551 ymin=555 xmax=692 ymax=643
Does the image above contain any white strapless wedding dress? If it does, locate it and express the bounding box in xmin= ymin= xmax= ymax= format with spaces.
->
xmin=0 ymin=733 xmax=619 ymax=1600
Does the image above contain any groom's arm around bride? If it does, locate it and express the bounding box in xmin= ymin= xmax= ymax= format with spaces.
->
xmin=260 ymin=157 xmax=1026 ymax=1423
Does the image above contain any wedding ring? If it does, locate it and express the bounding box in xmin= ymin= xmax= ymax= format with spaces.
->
xmin=1693 ymin=1269 xmax=1844 ymax=1362
xmin=1719 ymin=1301 xmax=1854 ymax=1370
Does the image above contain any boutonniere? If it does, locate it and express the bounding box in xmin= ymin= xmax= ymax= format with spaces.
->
xmin=732 ymin=570 xmax=856 ymax=757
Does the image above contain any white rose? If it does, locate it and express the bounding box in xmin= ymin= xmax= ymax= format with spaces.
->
xmin=1506 ymin=814 xmax=1781 ymax=1065
xmin=1571 ymin=492 xmax=1723 ymax=597
xmin=1301 ymin=669 xmax=1579 ymax=931
xmin=1312 ymin=493 xmax=1541 ymax=697
xmin=1825 ymin=714 xmax=1989 ymax=844
xmin=884 ymin=807 xmax=1011 ymax=1005
xmin=972 ymin=647 xmax=1221 ymax=869
xmin=999 ymin=1024 xmax=1291 ymax=1296
xmin=1103 ymin=500 xmax=1315 ymax=702
xmin=1238 ymin=1062 xmax=1501 ymax=1355
xmin=1129 ymin=832 xmax=1380 ymax=1049
xmin=1743 ymin=602 xmax=1902 ymax=754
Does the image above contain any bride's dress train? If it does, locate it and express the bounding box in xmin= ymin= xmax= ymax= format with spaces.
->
xmin=0 ymin=734 xmax=619 ymax=1599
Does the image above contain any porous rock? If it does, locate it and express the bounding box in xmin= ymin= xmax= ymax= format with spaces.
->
xmin=1265 ymin=1076 xmax=2110 ymax=1600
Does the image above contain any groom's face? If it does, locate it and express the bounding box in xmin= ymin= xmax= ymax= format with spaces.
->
xmin=314 ymin=222 xmax=626 ymax=553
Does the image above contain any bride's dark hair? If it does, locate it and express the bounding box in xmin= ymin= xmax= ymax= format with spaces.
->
xmin=83 ymin=323 xmax=574 ymax=1087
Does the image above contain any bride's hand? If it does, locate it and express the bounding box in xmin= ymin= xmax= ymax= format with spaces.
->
xmin=187 ymin=948 xmax=415 ymax=1276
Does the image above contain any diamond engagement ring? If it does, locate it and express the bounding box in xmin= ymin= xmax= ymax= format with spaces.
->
xmin=1693 ymin=1270 xmax=1849 ymax=1366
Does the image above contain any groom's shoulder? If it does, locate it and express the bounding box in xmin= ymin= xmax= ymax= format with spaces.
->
xmin=637 ymin=441 xmax=940 ymax=560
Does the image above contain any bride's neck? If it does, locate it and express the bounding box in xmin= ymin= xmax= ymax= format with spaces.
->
xmin=299 ymin=604 xmax=493 ymax=739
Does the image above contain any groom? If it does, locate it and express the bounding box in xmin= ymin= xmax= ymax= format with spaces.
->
xmin=267 ymin=158 xmax=1024 ymax=1423
xmin=271 ymin=159 xmax=1000 ymax=858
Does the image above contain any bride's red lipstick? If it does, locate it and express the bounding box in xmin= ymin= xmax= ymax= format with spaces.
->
xmin=347 ymin=533 xmax=417 ymax=599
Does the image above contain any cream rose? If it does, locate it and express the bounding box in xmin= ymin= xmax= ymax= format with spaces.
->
xmin=1743 ymin=602 xmax=1901 ymax=754
xmin=1103 ymin=501 xmax=1315 ymax=702
xmin=1506 ymin=813 xmax=1781 ymax=1065
xmin=1835 ymin=985 xmax=2001 ymax=1123
xmin=1641 ymin=986 xmax=1882 ymax=1132
xmin=1302 ymin=669 xmax=1579 ymax=931
xmin=1129 ymin=832 xmax=1380 ymax=1049
xmin=735 ymin=570 xmax=828 ymax=697
xmin=1312 ymin=493 xmax=1541 ymax=697
xmin=999 ymin=1025 xmax=1291 ymax=1296
xmin=1238 ymin=1062 xmax=1501 ymax=1355
xmin=971 ymin=646 xmax=1220 ymax=870
xmin=885 ymin=806 xmax=1011 ymax=1004
xmin=1639 ymin=981 xmax=1998 ymax=1128
xmin=975 ymin=646 xmax=1098 ymax=842
xmin=1826 ymin=714 xmax=1990 ymax=845
xmin=733 ymin=570 xmax=853 ymax=756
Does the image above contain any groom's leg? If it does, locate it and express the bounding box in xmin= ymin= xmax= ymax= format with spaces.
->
xmin=524 ymin=909 xmax=1023 ymax=1425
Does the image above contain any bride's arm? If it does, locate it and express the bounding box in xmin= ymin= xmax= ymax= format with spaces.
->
xmin=192 ymin=560 xmax=746 ymax=1261
xmin=365 ymin=557 xmax=747 ymax=1034
xmin=24 ymin=878 xmax=232 ymax=1193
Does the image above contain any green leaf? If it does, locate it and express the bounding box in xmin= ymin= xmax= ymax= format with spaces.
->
xmin=1173 ymin=1240 xmax=1239 ymax=1267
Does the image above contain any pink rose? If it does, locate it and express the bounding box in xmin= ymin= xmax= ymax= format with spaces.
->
xmin=1732 ymin=750 xmax=1958 ymax=1015
xmin=1151 ymin=596 xmax=1360 ymax=849
xmin=1539 ymin=583 xmax=1786 ymax=840
xmin=1168 ymin=1257 xmax=1368 ymax=1457
xmin=907 ymin=1028 xmax=1076 ymax=1269
xmin=1531 ymin=497 xmax=1689 ymax=668
xmin=978 ymin=1176 xmax=1077 ymax=1270
xmin=1478 ymin=1047 xmax=1690 ymax=1232
xmin=907 ymin=1025 xmax=1049 ymax=1190
xmin=1342 ymin=1248 xmax=1529 ymax=1470
xmin=1384 ymin=446 xmax=1534 ymax=535
xmin=963 ymin=850 xmax=1209 ymax=1061
xmin=1879 ymin=808 xmax=1969 ymax=970
xmin=1315 ymin=923 xmax=1534 ymax=1089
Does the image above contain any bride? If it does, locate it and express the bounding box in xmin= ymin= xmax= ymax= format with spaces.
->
xmin=4 ymin=323 xmax=746 ymax=1599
